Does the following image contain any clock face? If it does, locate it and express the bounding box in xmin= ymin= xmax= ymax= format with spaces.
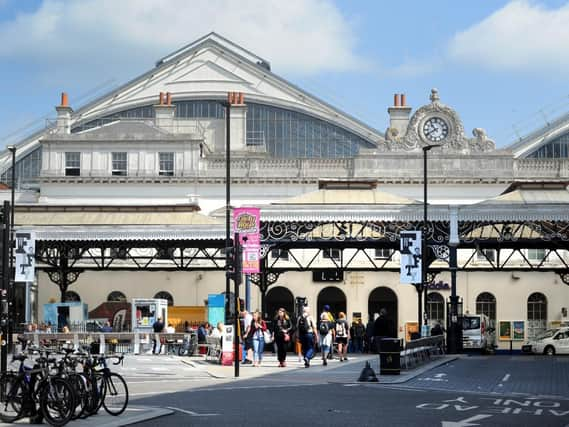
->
xmin=422 ymin=117 xmax=449 ymax=142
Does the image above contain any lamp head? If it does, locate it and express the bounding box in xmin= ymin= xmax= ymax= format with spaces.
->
xmin=422 ymin=144 xmax=442 ymax=152
xmin=7 ymin=145 xmax=16 ymax=153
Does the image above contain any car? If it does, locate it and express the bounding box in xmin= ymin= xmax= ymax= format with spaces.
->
xmin=526 ymin=327 xmax=569 ymax=355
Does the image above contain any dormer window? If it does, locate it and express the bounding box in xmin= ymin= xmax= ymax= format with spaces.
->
xmin=159 ymin=152 xmax=174 ymax=176
xmin=65 ymin=152 xmax=80 ymax=176
xmin=112 ymin=152 xmax=127 ymax=176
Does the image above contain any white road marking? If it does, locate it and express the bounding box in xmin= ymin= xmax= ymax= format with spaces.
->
xmin=434 ymin=373 xmax=447 ymax=378
xmin=501 ymin=374 xmax=511 ymax=382
xmin=166 ymin=406 xmax=219 ymax=417
xmin=441 ymin=414 xmax=492 ymax=427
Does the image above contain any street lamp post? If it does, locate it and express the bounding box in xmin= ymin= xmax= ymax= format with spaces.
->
xmin=7 ymin=145 xmax=15 ymax=354
xmin=421 ymin=144 xmax=440 ymax=336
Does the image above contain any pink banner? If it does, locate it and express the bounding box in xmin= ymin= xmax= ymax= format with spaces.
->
xmin=233 ymin=207 xmax=261 ymax=274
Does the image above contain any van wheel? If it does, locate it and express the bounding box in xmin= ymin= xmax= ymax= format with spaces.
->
xmin=544 ymin=346 xmax=555 ymax=356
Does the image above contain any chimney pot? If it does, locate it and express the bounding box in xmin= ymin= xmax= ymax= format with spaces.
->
xmin=159 ymin=92 xmax=165 ymax=105
xmin=400 ymin=93 xmax=406 ymax=107
xmin=166 ymin=92 xmax=172 ymax=105
xmin=239 ymin=92 xmax=244 ymax=104
xmin=60 ymin=92 xmax=69 ymax=107
xmin=394 ymin=94 xmax=400 ymax=107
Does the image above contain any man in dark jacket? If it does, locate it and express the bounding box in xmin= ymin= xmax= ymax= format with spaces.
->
xmin=152 ymin=316 xmax=165 ymax=354
xmin=373 ymin=308 xmax=390 ymax=353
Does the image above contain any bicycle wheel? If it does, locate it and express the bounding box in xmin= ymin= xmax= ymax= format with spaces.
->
xmin=0 ymin=374 xmax=25 ymax=422
xmin=40 ymin=377 xmax=75 ymax=427
xmin=102 ymin=372 xmax=128 ymax=416
xmin=67 ymin=373 xmax=87 ymax=420
xmin=81 ymin=373 xmax=104 ymax=418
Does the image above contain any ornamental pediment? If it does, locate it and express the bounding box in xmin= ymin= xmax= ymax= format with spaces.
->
xmin=383 ymin=89 xmax=495 ymax=154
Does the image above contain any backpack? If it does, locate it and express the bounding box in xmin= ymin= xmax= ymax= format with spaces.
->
xmin=319 ymin=321 xmax=330 ymax=335
xmin=336 ymin=320 xmax=347 ymax=338
xmin=297 ymin=316 xmax=308 ymax=334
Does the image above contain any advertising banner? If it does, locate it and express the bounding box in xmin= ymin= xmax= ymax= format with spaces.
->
xmin=400 ymin=231 xmax=421 ymax=284
xmin=512 ymin=321 xmax=525 ymax=341
xmin=15 ymin=231 xmax=35 ymax=282
xmin=499 ymin=321 xmax=512 ymax=341
xmin=233 ymin=207 xmax=261 ymax=274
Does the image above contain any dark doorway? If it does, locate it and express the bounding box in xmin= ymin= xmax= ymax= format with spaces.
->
xmin=317 ymin=287 xmax=346 ymax=319
xmin=266 ymin=286 xmax=294 ymax=320
xmin=368 ymin=287 xmax=398 ymax=338
xmin=57 ymin=306 xmax=70 ymax=331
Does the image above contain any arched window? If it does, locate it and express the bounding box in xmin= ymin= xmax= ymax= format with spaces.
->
xmin=427 ymin=292 xmax=445 ymax=324
xmin=64 ymin=291 xmax=81 ymax=302
xmin=476 ymin=292 xmax=496 ymax=327
xmin=527 ymin=292 xmax=547 ymax=339
xmin=154 ymin=291 xmax=174 ymax=306
xmin=107 ymin=291 xmax=127 ymax=303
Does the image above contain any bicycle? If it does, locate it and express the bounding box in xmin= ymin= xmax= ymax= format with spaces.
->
xmin=0 ymin=352 xmax=76 ymax=426
xmin=88 ymin=354 xmax=129 ymax=416
xmin=178 ymin=332 xmax=198 ymax=356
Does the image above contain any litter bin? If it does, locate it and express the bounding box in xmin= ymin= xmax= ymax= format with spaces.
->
xmin=378 ymin=338 xmax=401 ymax=375
xmin=90 ymin=341 xmax=100 ymax=354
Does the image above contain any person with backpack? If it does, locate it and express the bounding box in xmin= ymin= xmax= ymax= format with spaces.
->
xmin=335 ymin=312 xmax=350 ymax=361
xmin=297 ymin=306 xmax=317 ymax=368
xmin=318 ymin=305 xmax=334 ymax=366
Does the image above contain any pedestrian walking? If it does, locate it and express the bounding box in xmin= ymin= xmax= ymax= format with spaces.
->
xmin=373 ymin=308 xmax=390 ymax=353
xmin=364 ymin=315 xmax=376 ymax=353
xmin=335 ymin=312 xmax=350 ymax=361
xmin=318 ymin=305 xmax=334 ymax=366
xmin=152 ymin=316 xmax=165 ymax=354
xmin=241 ymin=309 xmax=254 ymax=364
xmin=250 ymin=311 xmax=267 ymax=367
xmin=297 ymin=306 xmax=317 ymax=368
xmin=273 ymin=308 xmax=293 ymax=367
xmin=351 ymin=319 xmax=365 ymax=353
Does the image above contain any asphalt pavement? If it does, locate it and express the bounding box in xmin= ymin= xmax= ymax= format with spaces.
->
xmin=2 ymin=352 xmax=569 ymax=426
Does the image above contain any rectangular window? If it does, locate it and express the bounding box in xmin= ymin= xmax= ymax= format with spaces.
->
xmin=159 ymin=152 xmax=174 ymax=176
xmin=476 ymin=249 xmax=495 ymax=262
xmin=374 ymin=248 xmax=393 ymax=259
xmin=527 ymin=249 xmax=546 ymax=262
xmin=65 ymin=152 xmax=80 ymax=176
xmin=271 ymin=249 xmax=289 ymax=260
xmin=112 ymin=152 xmax=127 ymax=176
xmin=323 ymin=248 xmax=341 ymax=261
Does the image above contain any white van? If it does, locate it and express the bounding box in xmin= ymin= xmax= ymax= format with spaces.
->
xmin=462 ymin=314 xmax=496 ymax=353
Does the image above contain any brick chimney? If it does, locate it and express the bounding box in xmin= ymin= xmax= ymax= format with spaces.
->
xmin=55 ymin=92 xmax=73 ymax=134
xmin=387 ymin=93 xmax=412 ymax=138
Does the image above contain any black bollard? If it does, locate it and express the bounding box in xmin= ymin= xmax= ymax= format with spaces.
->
xmin=357 ymin=361 xmax=378 ymax=382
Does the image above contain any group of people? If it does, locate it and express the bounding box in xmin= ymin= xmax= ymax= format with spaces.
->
xmin=238 ymin=304 xmax=359 ymax=369
xmin=295 ymin=305 xmax=351 ymax=368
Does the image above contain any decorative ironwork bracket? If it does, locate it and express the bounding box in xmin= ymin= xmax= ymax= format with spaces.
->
xmin=557 ymin=271 xmax=569 ymax=286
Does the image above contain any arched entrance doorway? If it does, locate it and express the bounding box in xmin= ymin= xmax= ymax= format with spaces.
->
xmin=266 ymin=286 xmax=295 ymax=319
xmin=368 ymin=287 xmax=398 ymax=338
xmin=317 ymin=287 xmax=346 ymax=319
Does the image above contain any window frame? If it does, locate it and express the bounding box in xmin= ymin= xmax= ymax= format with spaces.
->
xmin=323 ymin=248 xmax=341 ymax=261
xmin=65 ymin=152 xmax=81 ymax=176
xmin=111 ymin=152 xmax=128 ymax=176
xmin=159 ymin=152 xmax=174 ymax=176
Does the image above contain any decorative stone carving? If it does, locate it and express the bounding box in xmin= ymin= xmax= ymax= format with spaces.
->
xmin=469 ymin=128 xmax=496 ymax=152
xmin=395 ymin=89 xmax=495 ymax=153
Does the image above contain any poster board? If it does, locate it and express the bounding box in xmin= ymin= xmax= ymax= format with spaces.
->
xmin=512 ymin=321 xmax=525 ymax=341
xmin=405 ymin=322 xmax=419 ymax=342
xmin=499 ymin=321 xmax=512 ymax=341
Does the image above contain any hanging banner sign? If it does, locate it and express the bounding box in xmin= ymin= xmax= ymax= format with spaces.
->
xmin=400 ymin=230 xmax=421 ymax=284
xmin=15 ymin=231 xmax=35 ymax=282
xmin=233 ymin=207 xmax=261 ymax=274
